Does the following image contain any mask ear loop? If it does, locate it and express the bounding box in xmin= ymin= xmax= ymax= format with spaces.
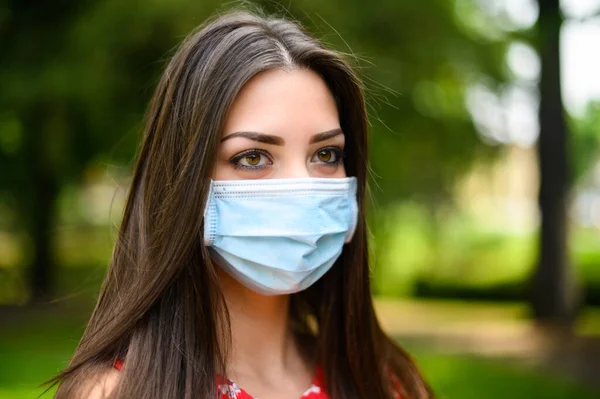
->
xmin=203 ymin=180 xmax=216 ymax=247
xmin=344 ymin=178 xmax=359 ymax=244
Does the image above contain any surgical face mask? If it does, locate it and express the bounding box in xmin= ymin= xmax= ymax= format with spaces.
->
xmin=203 ymin=177 xmax=358 ymax=295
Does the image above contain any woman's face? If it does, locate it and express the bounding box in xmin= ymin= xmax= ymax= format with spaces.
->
xmin=214 ymin=68 xmax=346 ymax=180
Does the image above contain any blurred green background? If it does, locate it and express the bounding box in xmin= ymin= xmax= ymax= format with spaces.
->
xmin=1 ymin=0 xmax=600 ymax=398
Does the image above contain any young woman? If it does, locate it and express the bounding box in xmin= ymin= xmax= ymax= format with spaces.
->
xmin=48 ymin=10 xmax=433 ymax=399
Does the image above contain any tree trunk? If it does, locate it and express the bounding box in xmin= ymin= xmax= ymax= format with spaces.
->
xmin=531 ymin=0 xmax=581 ymax=325
xmin=21 ymin=103 xmax=60 ymax=302
xmin=28 ymin=169 xmax=58 ymax=302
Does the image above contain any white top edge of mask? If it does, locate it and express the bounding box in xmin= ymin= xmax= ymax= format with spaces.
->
xmin=209 ymin=177 xmax=357 ymax=194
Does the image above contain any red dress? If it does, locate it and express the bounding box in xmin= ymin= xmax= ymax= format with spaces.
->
xmin=114 ymin=360 xmax=329 ymax=399
xmin=114 ymin=360 xmax=402 ymax=399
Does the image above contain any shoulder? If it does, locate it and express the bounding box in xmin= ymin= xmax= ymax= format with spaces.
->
xmin=74 ymin=368 xmax=121 ymax=399
xmin=385 ymin=366 xmax=404 ymax=399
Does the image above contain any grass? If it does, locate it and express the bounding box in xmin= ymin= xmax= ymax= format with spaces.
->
xmin=0 ymin=302 xmax=599 ymax=399
xmin=411 ymin=349 xmax=598 ymax=399
xmin=0 ymin=311 xmax=85 ymax=398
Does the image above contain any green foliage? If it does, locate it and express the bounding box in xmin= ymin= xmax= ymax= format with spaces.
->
xmin=0 ymin=0 xmax=221 ymax=184
xmin=371 ymin=201 xmax=600 ymax=302
xmin=571 ymin=102 xmax=600 ymax=182
xmin=256 ymin=0 xmax=507 ymax=203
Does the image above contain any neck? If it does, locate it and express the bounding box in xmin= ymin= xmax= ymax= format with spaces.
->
xmin=217 ymin=267 xmax=304 ymax=380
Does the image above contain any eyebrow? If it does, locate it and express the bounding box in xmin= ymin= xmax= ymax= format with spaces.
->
xmin=220 ymin=128 xmax=344 ymax=145
xmin=220 ymin=131 xmax=284 ymax=145
xmin=309 ymin=128 xmax=344 ymax=144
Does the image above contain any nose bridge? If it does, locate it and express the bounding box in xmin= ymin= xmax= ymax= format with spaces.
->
xmin=285 ymin=157 xmax=311 ymax=178
xmin=280 ymin=150 xmax=310 ymax=179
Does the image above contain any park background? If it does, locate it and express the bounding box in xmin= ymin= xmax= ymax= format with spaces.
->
xmin=1 ymin=0 xmax=600 ymax=398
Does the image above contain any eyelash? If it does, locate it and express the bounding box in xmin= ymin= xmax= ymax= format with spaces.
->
xmin=229 ymin=149 xmax=273 ymax=171
xmin=228 ymin=146 xmax=345 ymax=171
xmin=313 ymin=146 xmax=345 ymax=165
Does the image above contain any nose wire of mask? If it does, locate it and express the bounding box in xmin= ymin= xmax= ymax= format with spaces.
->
xmin=203 ymin=177 xmax=358 ymax=295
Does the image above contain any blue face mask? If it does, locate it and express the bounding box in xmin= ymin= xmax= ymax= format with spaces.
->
xmin=203 ymin=177 xmax=358 ymax=295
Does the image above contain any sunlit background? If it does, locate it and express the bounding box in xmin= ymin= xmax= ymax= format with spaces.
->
xmin=1 ymin=0 xmax=600 ymax=398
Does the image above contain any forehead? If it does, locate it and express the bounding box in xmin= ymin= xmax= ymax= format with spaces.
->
xmin=222 ymin=68 xmax=340 ymax=140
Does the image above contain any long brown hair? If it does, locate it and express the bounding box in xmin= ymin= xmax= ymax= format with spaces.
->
xmin=47 ymin=10 xmax=433 ymax=399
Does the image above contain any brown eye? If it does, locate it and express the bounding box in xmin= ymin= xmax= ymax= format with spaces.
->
xmin=312 ymin=147 xmax=343 ymax=165
xmin=245 ymin=154 xmax=260 ymax=165
xmin=230 ymin=150 xmax=272 ymax=170
xmin=317 ymin=150 xmax=332 ymax=162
